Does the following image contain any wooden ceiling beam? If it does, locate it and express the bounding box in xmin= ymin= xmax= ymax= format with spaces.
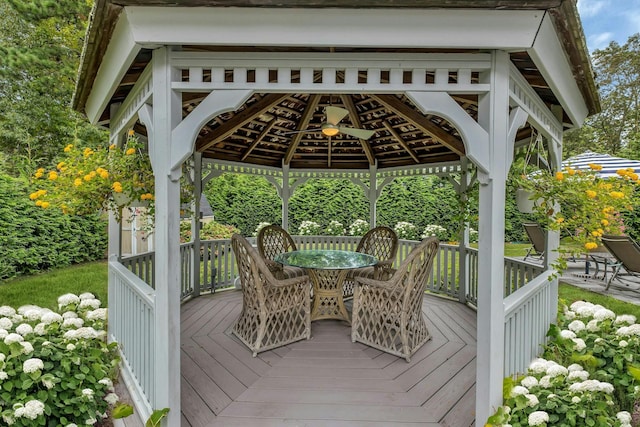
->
xmin=284 ymin=95 xmax=321 ymax=165
xmin=197 ymin=93 xmax=291 ymax=152
xmin=370 ymin=94 xmax=466 ymax=156
xmin=382 ymin=121 xmax=420 ymax=163
xmin=241 ymin=121 xmax=278 ymax=161
xmin=339 ymin=95 xmax=376 ymax=165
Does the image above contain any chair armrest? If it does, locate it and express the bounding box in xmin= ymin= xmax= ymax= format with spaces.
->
xmin=355 ymin=276 xmax=398 ymax=292
xmin=269 ymin=274 xmax=311 ymax=289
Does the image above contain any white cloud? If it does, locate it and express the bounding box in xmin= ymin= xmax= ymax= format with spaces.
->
xmin=589 ymin=32 xmax=615 ymax=50
xmin=578 ymin=0 xmax=606 ymax=18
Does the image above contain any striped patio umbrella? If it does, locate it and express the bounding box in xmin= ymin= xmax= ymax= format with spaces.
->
xmin=563 ymin=151 xmax=640 ymax=178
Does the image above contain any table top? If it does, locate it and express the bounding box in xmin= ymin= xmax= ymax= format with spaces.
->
xmin=274 ymin=250 xmax=377 ymax=270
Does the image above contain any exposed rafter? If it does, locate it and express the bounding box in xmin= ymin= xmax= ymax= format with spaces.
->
xmin=382 ymin=121 xmax=420 ymax=163
xmin=340 ymin=95 xmax=376 ymax=165
xmin=284 ymin=95 xmax=321 ymax=165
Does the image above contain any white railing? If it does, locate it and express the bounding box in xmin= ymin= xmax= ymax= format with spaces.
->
xmin=503 ymin=270 xmax=556 ymax=377
xmin=108 ymin=260 xmax=155 ymax=420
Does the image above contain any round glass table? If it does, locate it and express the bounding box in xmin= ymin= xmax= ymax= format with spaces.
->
xmin=274 ymin=250 xmax=377 ymax=323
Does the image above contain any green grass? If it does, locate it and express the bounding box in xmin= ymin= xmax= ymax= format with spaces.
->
xmin=0 ymin=261 xmax=108 ymax=310
xmin=558 ymin=282 xmax=640 ymax=318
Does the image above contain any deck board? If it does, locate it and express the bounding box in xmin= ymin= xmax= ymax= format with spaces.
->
xmin=180 ymin=290 xmax=477 ymax=426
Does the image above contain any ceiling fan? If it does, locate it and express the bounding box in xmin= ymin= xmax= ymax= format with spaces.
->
xmin=288 ymin=106 xmax=376 ymax=140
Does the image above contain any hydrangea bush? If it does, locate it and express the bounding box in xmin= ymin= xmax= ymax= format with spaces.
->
xmin=0 ymin=293 xmax=121 ymax=426
xmin=394 ymin=221 xmax=419 ymax=240
xmin=421 ymin=224 xmax=449 ymax=241
xmin=298 ymin=220 xmax=321 ymax=236
xmin=487 ymin=300 xmax=640 ymax=427
xmin=349 ymin=219 xmax=369 ymax=236
xmin=325 ymin=220 xmax=346 ymax=236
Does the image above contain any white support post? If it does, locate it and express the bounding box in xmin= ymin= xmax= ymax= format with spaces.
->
xmin=282 ymin=164 xmax=290 ymax=231
xmin=150 ymin=47 xmax=182 ymax=427
xmin=108 ymin=103 xmax=123 ymax=260
xmin=475 ymin=50 xmax=510 ymax=424
xmin=369 ymin=163 xmax=377 ymax=228
xmin=192 ymin=153 xmax=202 ymax=297
xmin=456 ymin=157 xmax=471 ymax=304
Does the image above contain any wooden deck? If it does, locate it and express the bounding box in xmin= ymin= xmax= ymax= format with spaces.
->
xmin=179 ymin=289 xmax=477 ymax=426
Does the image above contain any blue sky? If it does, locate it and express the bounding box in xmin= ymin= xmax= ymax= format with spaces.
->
xmin=578 ymin=0 xmax=640 ymax=51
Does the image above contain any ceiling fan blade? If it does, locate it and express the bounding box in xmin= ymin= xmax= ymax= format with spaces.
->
xmin=326 ymin=106 xmax=349 ymax=126
xmin=339 ymin=126 xmax=375 ymax=140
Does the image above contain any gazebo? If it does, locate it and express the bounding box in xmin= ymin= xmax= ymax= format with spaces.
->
xmin=72 ymin=1 xmax=599 ymax=425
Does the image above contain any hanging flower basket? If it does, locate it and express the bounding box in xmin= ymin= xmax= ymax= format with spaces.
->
xmin=516 ymin=187 xmax=543 ymax=214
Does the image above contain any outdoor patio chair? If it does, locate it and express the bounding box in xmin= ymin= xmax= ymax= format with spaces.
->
xmin=230 ymin=234 xmax=311 ymax=356
xmin=343 ymin=226 xmax=399 ymax=299
xmin=257 ymin=225 xmax=306 ymax=280
xmin=523 ymin=222 xmax=545 ymax=261
xmin=351 ymin=237 xmax=439 ymax=362
xmin=600 ymin=234 xmax=640 ymax=290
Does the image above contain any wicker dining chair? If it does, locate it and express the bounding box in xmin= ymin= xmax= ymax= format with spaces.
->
xmin=257 ymin=224 xmax=306 ymax=280
xmin=343 ymin=226 xmax=399 ymax=299
xmin=231 ymin=234 xmax=311 ymax=356
xmin=351 ymin=237 xmax=439 ymax=362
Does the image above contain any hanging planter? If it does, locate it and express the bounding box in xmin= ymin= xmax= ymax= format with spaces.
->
xmin=516 ymin=187 xmax=543 ymax=214
xmin=515 ymin=129 xmax=550 ymax=214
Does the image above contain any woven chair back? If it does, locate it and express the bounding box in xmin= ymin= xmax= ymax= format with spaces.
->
xmin=232 ymin=234 xmax=270 ymax=310
xmin=257 ymin=225 xmax=298 ymax=262
xmin=523 ymin=222 xmax=545 ymax=254
xmin=356 ymin=226 xmax=399 ymax=263
xmin=601 ymin=235 xmax=640 ymax=274
xmin=395 ymin=237 xmax=440 ymax=313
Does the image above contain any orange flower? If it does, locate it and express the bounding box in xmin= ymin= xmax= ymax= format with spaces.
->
xmin=63 ymin=144 xmax=73 ymax=152
xmin=556 ymin=217 xmax=564 ymax=224
xmin=125 ymin=148 xmax=136 ymax=156
xmin=601 ymin=219 xmax=609 ymax=226
xmin=567 ymin=168 xmax=576 ymax=176
xmin=588 ymin=163 xmax=603 ymax=171
xmin=555 ymin=171 xmax=564 ymax=181
xmin=48 ymin=171 xmax=58 ymax=181
xmin=585 ymin=242 xmax=598 ymax=250
xmin=74 ymin=178 xmax=83 ymax=187
xmin=41 ymin=202 xmax=50 ymax=209
xmin=585 ymin=190 xmax=596 ymax=199
xmin=610 ymin=191 xmax=624 ymax=199
xmin=128 ymin=129 xmax=135 ymax=137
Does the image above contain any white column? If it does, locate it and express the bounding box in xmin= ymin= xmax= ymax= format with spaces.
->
xmin=192 ymin=153 xmax=202 ymax=297
xmin=456 ymin=157 xmax=471 ymax=303
xmin=369 ymin=163 xmax=377 ymax=228
xmin=150 ymin=47 xmax=182 ymax=427
xmin=475 ymin=50 xmax=510 ymax=424
xmin=282 ymin=164 xmax=290 ymax=231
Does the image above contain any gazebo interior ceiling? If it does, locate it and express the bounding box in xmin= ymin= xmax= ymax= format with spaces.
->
xmin=117 ymin=47 xmax=564 ymax=170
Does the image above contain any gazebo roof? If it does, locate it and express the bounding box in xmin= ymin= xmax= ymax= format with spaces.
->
xmin=74 ymin=0 xmax=599 ymax=170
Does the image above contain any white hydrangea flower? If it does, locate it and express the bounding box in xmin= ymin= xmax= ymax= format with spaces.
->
xmin=564 ymin=310 xmax=576 ymax=320
xmin=85 ymin=416 xmax=97 ymax=425
xmin=525 ymin=394 xmax=539 ymax=407
xmin=595 ymin=337 xmax=604 ymax=343
xmin=86 ymin=308 xmax=107 ymax=321
xmin=57 ymin=293 xmax=80 ymax=308
xmin=620 ymin=340 xmax=629 ymax=348
xmin=66 ymin=424 xmax=78 ymax=427
xmin=15 ymin=323 xmax=33 ymax=336
xmin=17 ymin=400 xmax=45 ymax=420
xmin=42 ymin=341 xmax=52 ymax=346
xmin=67 ymin=344 xmax=76 ymax=351
xmin=567 ymin=370 xmax=589 ymax=381
xmin=572 ymin=338 xmax=586 ymax=351
xmin=521 ymin=376 xmax=539 ymax=388
xmin=569 ymin=379 xmax=614 ymax=393
xmin=0 ymin=353 xmax=5 ymax=362
xmin=586 ymin=319 xmax=600 ymax=332
xmin=4 ymin=333 xmax=24 ymax=345
xmin=547 ymin=364 xmax=568 ymax=377
xmin=0 ymin=329 xmax=8 ymax=339
xmin=99 ymin=378 xmax=113 ymax=390
xmin=17 ymin=305 xmax=40 ymax=315
xmin=2 ymin=413 xmax=15 ymax=425
xmin=567 ymin=364 xmax=584 ymax=372
xmin=547 ymin=393 xmax=557 ymax=399
xmin=0 ymin=317 xmax=13 ymax=330
xmin=33 ymin=323 xmax=47 ymax=336
xmin=528 ymin=358 xmax=551 ymax=374
xmin=62 ymin=311 xmax=78 ymax=319
xmin=40 ymin=312 xmax=63 ymax=325
xmin=538 ymin=375 xmax=552 ymax=388
xmin=572 ymin=396 xmax=581 ymax=403
xmin=105 ymin=392 xmax=119 ymax=405
xmin=23 ymin=308 xmax=44 ymax=321
xmin=64 ymin=327 xmax=100 ymax=340
xmin=528 ymin=410 xmax=549 ymax=426
xmin=42 ymin=376 xmax=55 ymax=389
xmin=510 ymin=385 xmax=529 ymax=396
xmin=593 ymin=308 xmax=615 ymax=321
xmin=79 ymin=299 xmax=101 ymax=310
xmin=23 ymin=358 xmax=44 ymax=374
xmin=617 ymin=411 xmax=632 ymax=423
xmin=0 ymin=306 xmax=16 ymax=317
xmin=615 ymin=315 xmax=637 ymax=325
xmin=79 ymin=292 xmax=95 ymax=300
xmin=568 ymin=320 xmax=586 ymax=333
xmin=20 ymin=341 xmax=34 ymax=355
xmin=82 ymin=388 xmax=94 ymax=399
xmin=574 ymin=303 xmax=597 ymax=317
xmin=560 ymin=329 xmax=576 ymax=339
xmin=0 ymin=371 xmax=8 ymax=380
xmin=62 ymin=318 xmax=84 ymax=329
xmin=11 ymin=314 xmax=23 ymax=323
xmin=569 ymin=301 xmax=588 ymax=311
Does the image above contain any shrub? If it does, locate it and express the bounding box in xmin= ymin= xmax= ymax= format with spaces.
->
xmin=421 ymin=224 xmax=449 ymax=241
xmin=298 ymin=221 xmax=321 ymax=236
xmin=253 ymin=222 xmax=271 ymax=237
xmin=349 ymin=219 xmax=370 ymax=236
xmin=179 ymin=221 xmax=240 ymax=242
xmin=325 ymin=220 xmax=346 ymax=236
xmin=0 ymin=293 xmax=121 ymax=425
xmin=0 ymin=174 xmax=106 ymax=280
xmin=394 ymin=221 xmax=419 ymax=240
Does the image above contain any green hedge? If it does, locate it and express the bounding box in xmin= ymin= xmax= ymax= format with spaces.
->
xmin=0 ymin=174 xmax=107 ymax=279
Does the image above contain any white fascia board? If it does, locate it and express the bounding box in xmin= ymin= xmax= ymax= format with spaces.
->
xmin=85 ymin=12 xmax=142 ymax=125
xmin=528 ymin=14 xmax=589 ymax=127
xmin=125 ymin=7 xmax=543 ymax=50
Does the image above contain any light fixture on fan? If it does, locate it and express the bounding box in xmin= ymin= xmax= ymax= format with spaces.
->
xmin=321 ymin=123 xmax=340 ymax=137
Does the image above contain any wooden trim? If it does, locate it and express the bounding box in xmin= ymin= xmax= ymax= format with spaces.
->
xmin=340 ymin=95 xmax=376 ymax=165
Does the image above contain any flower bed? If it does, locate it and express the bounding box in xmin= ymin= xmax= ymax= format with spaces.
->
xmin=0 ymin=294 xmax=121 ymax=426
xmin=487 ymin=300 xmax=640 ymax=426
